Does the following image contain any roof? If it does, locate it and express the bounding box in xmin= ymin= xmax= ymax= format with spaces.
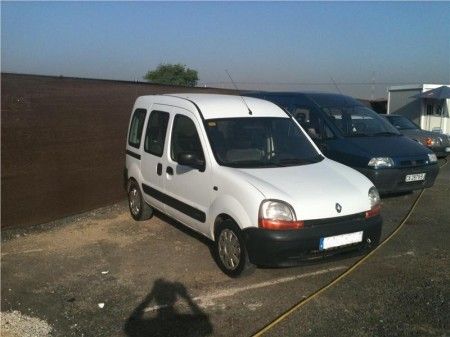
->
xmin=165 ymin=93 xmax=288 ymax=119
xmin=388 ymin=84 xmax=450 ymax=92
xmin=246 ymin=90 xmax=343 ymax=96
xmin=245 ymin=91 xmax=359 ymax=101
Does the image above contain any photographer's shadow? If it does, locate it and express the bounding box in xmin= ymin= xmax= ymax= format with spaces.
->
xmin=124 ymin=278 xmax=213 ymax=337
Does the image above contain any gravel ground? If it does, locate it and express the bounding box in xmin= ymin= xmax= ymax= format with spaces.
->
xmin=1 ymin=311 xmax=52 ymax=337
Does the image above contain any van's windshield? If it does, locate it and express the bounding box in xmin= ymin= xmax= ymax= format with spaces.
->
xmin=205 ymin=117 xmax=323 ymax=168
xmin=307 ymin=94 xmax=401 ymax=137
xmin=384 ymin=115 xmax=419 ymax=130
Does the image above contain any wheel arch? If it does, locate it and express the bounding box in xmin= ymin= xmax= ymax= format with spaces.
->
xmin=126 ymin=161 xmax=142 ymax=188
xmin=209 ymin=194 xmax=255 ymax=240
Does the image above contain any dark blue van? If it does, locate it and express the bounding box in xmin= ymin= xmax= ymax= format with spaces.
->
xmin=246 ymin=92 xmax=439 ymax=194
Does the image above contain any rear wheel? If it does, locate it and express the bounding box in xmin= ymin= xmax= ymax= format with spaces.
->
xmin=214 ymin=220 xmax=253 ymax=277
xmin=127 ymin=180 xmax=153 ymax=221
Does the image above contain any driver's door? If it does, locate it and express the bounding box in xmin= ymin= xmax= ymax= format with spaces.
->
xmin=163 ymin=108 xmax=212 ymax=236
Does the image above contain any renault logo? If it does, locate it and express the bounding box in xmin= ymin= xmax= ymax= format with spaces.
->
xmin=335 ymin=203 xmax=342 ymax=213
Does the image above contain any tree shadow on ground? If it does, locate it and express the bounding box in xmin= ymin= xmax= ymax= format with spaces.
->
xmin=124 ymin=278 xmax=213 ymax=337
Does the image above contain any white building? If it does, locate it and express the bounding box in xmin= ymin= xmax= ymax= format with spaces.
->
xmin=387 ymin=84 xmax=450 ymax=135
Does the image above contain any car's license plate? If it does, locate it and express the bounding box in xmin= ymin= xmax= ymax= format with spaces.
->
xmin=445 ymin=147 xmax=450 ymax=153
xmin=405 ymin=173 xmax=426 ymax=182
xmin=319 ymin=231 xmax=363 ymax=251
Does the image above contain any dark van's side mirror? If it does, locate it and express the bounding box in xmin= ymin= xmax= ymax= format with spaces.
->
xmin=177 ymin=152 xmax=205 ymax=171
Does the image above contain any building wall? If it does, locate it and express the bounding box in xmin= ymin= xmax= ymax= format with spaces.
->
xmin=388 ymin=89 xmax=422 ymax=124
xmin=1 ymin=73 xmax=236 ymax=227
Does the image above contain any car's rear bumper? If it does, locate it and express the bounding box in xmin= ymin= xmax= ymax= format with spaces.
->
xmin=242 ymin=214 xmax=382 ymax=267
xmin=356 ymin=164 xmax=439 ymax=194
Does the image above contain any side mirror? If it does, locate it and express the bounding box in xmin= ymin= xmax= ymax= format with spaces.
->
xmin=177 ymin=152 xmax=205 ymax=171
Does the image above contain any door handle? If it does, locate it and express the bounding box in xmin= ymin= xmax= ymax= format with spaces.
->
xmin=166 ymin=166 xmax=174 ymax=175
xmin=157 ymin=163 xmax=163 ymax=176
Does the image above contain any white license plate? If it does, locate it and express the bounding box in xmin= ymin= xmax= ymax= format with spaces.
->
xmin=445 ymin=147 xmax=450 ymax=153
xmin=319 ymin=231 xmax=363 ymax=251
xmin=405 ymin=173 xmax=426 ymax=182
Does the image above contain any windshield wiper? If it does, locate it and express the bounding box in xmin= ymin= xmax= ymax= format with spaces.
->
xmin=226 ymin=160 xmax=280 ymax=168
xmin=348 ymin=132 xmax=370 ymax=137
xmin=373 ymin=132 xmax=400 ymax=136
xmin=273 ymin=156 xmax=323 ymax=166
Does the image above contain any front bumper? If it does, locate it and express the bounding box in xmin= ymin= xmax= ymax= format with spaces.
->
xmin=356 ymin=164 xmax=439 ymax=194
xmin=429 ymin=145 xmax=450 ymax=158
xmin=243 ymin=214 xmax=382 ymax=267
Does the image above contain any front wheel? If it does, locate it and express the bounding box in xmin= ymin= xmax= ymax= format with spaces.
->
xmin=127 ymin=180 xmax=153 ymax=221
xmin=214 ymin=220 xmax=253 ymax=277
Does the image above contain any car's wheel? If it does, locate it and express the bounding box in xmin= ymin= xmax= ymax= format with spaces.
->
xmin=214 ymin=220 xmax=253 ymax=277
xmin=127 ymin=179 xmax=153 ymax=221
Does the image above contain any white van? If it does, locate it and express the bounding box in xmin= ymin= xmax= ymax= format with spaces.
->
xmin=125 ymin=94 xmax=382 ymax=277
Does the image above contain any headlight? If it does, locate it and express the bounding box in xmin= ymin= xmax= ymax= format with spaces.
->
xmin=368 ymin=187 xmax=380 ymax=208
xmin=258 ymin=200 xmax=304 ymax=230
xmin=366 ymin=187 xmax=381 ymax=218
xmin=425 ymin=137 xmax=436 ymax=147
xmin=368 ymin=157 xmax=394 ymax=169
xmin=428 ymin=153 xmax=437 ymax=163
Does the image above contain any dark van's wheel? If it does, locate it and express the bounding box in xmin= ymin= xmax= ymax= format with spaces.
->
xmin=214 ymin=220 xmax=253 ymax=277
xmin=127 ymin=180 xmax=153 ymax=221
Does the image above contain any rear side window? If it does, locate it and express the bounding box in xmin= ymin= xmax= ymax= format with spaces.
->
xmin=144 ymin=110 xmax=170 ymax=157
xmin=128 ymin=109 xmax=147 ymax=148
xmin=171 ymin=115 xmax=204 ymax=162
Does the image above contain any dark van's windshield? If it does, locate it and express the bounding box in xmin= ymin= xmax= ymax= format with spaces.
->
xmin=307 ymin=94 xmax=400 ymax=137
xmin=385 ymin=115 xmax=419 ymax=130
xmin=205 ymin=117 xmax=322 ymax=168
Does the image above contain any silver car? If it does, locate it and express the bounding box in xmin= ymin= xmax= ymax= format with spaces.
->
xmin=384 ymin=115 xmax=450 ymax=158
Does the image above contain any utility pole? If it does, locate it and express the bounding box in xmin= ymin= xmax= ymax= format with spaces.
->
xmin=371 ymin=71 xmax=376 ymax=101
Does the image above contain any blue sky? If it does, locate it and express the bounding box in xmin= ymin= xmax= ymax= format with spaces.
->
xmin=2 ymin=1 xmax=449 ymax=98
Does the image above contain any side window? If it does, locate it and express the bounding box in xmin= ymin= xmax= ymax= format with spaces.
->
xmin=128 ymin=109 xmax=147 ymax=148
xmin=292 ymin=106 xmax=328 ymax=140
xmin=144 ymin=110 xmax=170 ymax=157
xmin=171 ymin=115 xmax=205 ymax=162
xmin=323 ymin=123 xmax=335 ymax=139
xmin=324 ymin=108 xmax=346 ymax=134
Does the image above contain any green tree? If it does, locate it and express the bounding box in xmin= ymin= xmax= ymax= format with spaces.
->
xmin=143 ymin=63 xmax=198 ymax=87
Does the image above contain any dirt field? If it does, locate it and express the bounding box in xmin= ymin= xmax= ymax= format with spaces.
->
xmin=2 ymin=160 xmax=447 ymax=337
xmin=1 ymin=73 xmax=235 ymax=228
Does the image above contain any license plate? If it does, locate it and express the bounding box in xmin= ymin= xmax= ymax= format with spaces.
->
xmin=445 ymin=147 xmax=450 ymax=153
xmin=319 ymin=231 xmax=363 ymax=251
xmin=405 ymin=173 xmax=426 ymax=182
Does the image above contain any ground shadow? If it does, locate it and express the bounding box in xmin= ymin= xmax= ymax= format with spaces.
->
xmin=153 ymin=210 xmax=212 ymax=247
xmin=381 ymin=190 xmax=413 ymax=199
xmin=124 ymin=278 xmax=213 ymax=337
xmin=152 ymin=210 xmax=220 ymax=267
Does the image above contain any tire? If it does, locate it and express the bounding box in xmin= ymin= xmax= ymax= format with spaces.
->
xmin=214 ymin=220 xmax=253 ymax=277
xmin=127 ymin=179 xmax=153 ymax=221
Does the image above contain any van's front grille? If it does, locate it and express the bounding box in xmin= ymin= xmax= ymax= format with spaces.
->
xmin=400 ymin=159 xmax=426 ymax=167
xmin=304 ymin=212 xmax=365 ymax=228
